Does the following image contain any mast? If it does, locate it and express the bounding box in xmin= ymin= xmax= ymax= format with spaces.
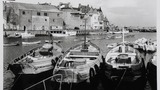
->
xmin=122 ymin=28 xmax=124 ymax=45
xmin=122 ymin=27 xmax=125 ymax=53
xmin=83 ymin=6 xmax=87 ymax=50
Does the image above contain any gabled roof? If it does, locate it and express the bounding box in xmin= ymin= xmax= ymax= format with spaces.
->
xmin=6 ymin=2 xmax=62 ymax=13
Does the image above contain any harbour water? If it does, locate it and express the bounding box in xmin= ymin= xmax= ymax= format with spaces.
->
xmin=3 ymin=32 xmax=156 ymax=90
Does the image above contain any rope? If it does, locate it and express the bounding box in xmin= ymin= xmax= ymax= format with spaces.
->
xmin=69 ymin=69 xmax=74 ymax=90
xmin=115 ymin=68 xmax=127 ymax=90
xmin=24 ymin=74 xmax=62 ymax=90
xmin=11 ymin=74 xmax=22 ymax=88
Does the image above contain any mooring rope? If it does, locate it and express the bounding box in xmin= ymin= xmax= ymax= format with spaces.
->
xmin=115 ymin=68 xmax=127 ymax=90
xmin=11 ymin=74 xmax=22 ymax=88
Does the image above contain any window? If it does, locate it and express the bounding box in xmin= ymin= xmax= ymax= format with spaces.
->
xmin=45 ymin=19 xmax=47 ymax=21
xmin=44 ymin=13 xmax=48 ymax=16
xmin=37 ymin=12 xmax=40 ymax=16
xmin=22 ymin=11 xmax=25 ymax=15
xmin=53 ymin=19 xmax=55 ymax=22
xmin=100 ymin=22 xmax=103 ymax=24
xmin=28 ymin=19 xmax=31 ymax=22
xmin=57 ymin=13 xmax=60 ymax=17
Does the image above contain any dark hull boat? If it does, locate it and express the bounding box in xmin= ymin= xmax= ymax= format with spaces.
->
xmin=102 ymin=28 xmax=146 ymax=90
xmin=7 ymin=42 xmax=63 ymax=90
xmin=147 ymin=52 xmax=157 ymax=90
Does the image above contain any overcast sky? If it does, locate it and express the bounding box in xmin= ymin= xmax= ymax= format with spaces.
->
xmin=7 ymin=0 xmax=157 ymax=27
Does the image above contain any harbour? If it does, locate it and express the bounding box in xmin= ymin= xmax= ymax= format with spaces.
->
xmin=3 ymin=0 xmax=157 ymax=89
xmin=3 ymin=32 xmax=156 ymax=90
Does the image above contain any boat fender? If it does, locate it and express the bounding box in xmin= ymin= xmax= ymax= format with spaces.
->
xmin=55 ymin=57 xmax=59 ymax=62
xmin=51 ymin=59 xmax=56 ymax=66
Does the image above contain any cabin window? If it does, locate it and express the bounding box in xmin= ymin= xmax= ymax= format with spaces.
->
xmin=22 ymin=11 xmax=25 ymax=15
xmin=57 ymin=13 xmax=60 ymax=17
xmin=28 ymin=19 xmax=31 ymax=23
xmin=37 ymin=12 xmax=40 ymax=16
xmin=44 ymin=13 xmax=48 ymax=16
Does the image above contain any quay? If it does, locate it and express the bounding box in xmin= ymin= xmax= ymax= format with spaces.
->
xmin=3 ymin=29 xmax=108 ymax=36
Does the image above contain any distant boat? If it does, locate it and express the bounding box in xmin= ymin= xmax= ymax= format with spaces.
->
xmin=115 ymin=35 xmax=122 ymax=39
xmin=22 ymin=41 xmax=41 ymax=45
xmin=4 ymin=42 xmax=20 ymax=47
xmin=144 ymin=40 xmax=156 ymax=52
xmin=147 ymin=52 xmax=157 ymax=90
xmin=49 ymin=30 xmax=77 ymax=37
xmin=109 ymin=30 xmax=129 ymax=34
xmin=20 ymin=30 xmax=35 ymax=39
xmin=106 ymin=43 xmax=117 ymax=49
xmin=5 ymin=33 xmax=21 ymax=38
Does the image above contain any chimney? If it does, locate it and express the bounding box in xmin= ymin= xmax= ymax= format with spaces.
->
xmin=79 ymin=3 xmax=81 ymax=7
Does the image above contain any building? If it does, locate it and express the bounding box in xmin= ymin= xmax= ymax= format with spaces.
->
xmin=58 ymin=3 xmax=109 ymax=30
xmin=3 ymin=2 xmax=64 ymax=31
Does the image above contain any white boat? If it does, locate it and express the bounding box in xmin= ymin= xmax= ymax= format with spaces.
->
xmin=144 ymin=40 xmax=156 ymax=52
xmin=115 ymin=35 xmax=122 ymax=39
xmin=22 ymin=41 xmax=41 ymax=45
xmin=8 ymin=42 xmax=63 ymax=75
xmin=50 ymin=30 xmax=77 ymax=37
xmin=109 ymin=30 xmax=129 ymax=34
xmin=5 ymin=33 xmax=21 ymax=38
xmin=133 ymin=38 xmax=147 ymax=50
xmin=52 ymin=41 xmax=102 ymax=83
xmin=106 ymin=43 xmax=117 ymax=49
xmin=20 ymin=31 xmax=35 ymax=39
xmin=103 ymin=28 xmax=146 ymax=89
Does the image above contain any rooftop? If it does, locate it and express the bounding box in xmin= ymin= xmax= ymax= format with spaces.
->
xmin=5 ymin=2 xmax=62 ymax=13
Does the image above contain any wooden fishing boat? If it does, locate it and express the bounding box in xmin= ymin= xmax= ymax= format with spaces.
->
xmin=52 ymin=41 xmax=102 ymax=84
xmin=147 ymin=52 xmax=157 ymax=90
xmin=22 ymin=41 xmax=41 ymax=45
xmin=103 ymin=28 xmax=146 ymax=90
xmin=7 ymin=42 xmax=63 ymax=76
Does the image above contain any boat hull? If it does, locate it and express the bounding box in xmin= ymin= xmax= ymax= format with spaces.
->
xmin=11 ymin=68 xmax=54 ymax=90
xmin=102 ymin=64 xmax=146 ymax=90
xmin=147 ymin=61 xmax=157 ymax=90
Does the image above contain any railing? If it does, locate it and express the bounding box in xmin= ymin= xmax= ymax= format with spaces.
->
xmin=24 ymin=74 xmax=63 ymax=90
